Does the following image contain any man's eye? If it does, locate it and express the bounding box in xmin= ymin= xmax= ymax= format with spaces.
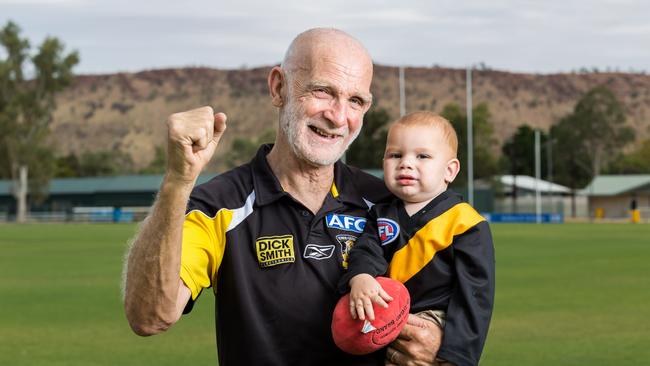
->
xmin=313 ymin=89 xmax=330 ymax=98
xmin=350 ymin=97 xmax=364 ymax=106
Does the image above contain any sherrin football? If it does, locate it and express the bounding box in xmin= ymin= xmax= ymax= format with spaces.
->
xmin=331 ymin=276 xmax=410 ymax=355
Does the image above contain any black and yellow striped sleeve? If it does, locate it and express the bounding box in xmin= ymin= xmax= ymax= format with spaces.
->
xmin=438 ymin=220 xmax=495 ymax=366
xmin=180 ymin=208 xmax=232 ymax=301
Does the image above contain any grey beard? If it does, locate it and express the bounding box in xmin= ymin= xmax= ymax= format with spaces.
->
xmin=279 ymin=100 xmax=360 ymax=167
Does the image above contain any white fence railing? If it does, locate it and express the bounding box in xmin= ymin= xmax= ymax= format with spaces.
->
xmin=0 ymin=207 xmax=151 ymax=223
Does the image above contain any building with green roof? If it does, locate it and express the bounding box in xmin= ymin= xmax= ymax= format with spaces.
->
xmin=580 ymin=175 xmax=650 ymax=219
xmin=0 ymin=171 xmax=497 ymax=221
xmin=0 ymin=174 xmax=217 ymax=218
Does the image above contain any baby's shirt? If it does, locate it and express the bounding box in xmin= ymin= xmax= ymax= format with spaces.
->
xmin=339 ymin=190 xmax=495 ymax=366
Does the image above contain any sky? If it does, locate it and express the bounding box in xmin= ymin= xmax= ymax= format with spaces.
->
xmin=2 ymin=0 xmax=650 ymax=75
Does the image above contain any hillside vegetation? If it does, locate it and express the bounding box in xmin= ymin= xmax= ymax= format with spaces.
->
xmin=50 ymin=66 xmax=650 ymax=172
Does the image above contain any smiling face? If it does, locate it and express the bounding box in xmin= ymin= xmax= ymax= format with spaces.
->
xmin=275 ymin=29 xmax=373 ymax=167
xmin=383 ymin=122 xmax=460 ymax=205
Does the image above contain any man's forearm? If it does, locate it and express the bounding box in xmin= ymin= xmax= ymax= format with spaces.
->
xmin=123 ymin=177 xmax=194 ymax=336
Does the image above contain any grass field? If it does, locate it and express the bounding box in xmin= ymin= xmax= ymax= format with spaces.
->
xmin=1 ymin=223 xmax=649 ymax=365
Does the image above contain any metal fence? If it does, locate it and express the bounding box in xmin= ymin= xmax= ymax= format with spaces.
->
xmin=0 ymin=207 xmax=151 ymax=223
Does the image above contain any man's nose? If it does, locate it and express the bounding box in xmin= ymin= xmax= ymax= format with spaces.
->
xmin=323 ymin=98 xmax=347 ymax=127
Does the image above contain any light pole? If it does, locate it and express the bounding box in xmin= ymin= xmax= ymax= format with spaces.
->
xmin=535 ymin=130 xmax=541 ymax=223
xmin=546 ymin=137 xmax=555 ymax=215
xmin=399 ymin=66 xmax=406 ymax=117
xmin=466 ymin=67 xmax=474 ymax=206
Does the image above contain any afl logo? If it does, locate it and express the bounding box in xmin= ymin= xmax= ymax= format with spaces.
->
xmin=377 ymin=218 xmax=400 ymax=245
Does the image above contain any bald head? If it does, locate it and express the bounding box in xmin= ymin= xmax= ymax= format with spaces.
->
xmin=281 ymin=28 xmax=373 ymax=83
xmin=266 ymin=28 xmax=374 ymax=167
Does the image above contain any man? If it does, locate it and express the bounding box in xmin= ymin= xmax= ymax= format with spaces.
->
xmin=123 ymin=28 xmax=443 ymax=366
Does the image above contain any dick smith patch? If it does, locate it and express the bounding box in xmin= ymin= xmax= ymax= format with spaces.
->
xmin=256 ymin=235 xmax=295 ymax=268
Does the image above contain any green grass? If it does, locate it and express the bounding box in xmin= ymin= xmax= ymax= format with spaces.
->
xmin=482 ymin=224 xmax=650 ymax=365
xmin=1 ymin=223 xmax=649 ymax=365
xmin=0 ymin=224 xmax=216 ymax=366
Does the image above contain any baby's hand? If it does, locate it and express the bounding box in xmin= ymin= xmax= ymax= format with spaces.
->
xmin=348 ymin=274 xmax=394 ymax=321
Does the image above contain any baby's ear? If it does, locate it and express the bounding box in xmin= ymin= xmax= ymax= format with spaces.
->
xmin=445 ymin=158 xmax=461 ymax=184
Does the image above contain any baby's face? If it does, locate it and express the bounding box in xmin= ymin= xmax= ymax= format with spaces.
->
xmin=383 ymin=124 xmax=456 ymax=204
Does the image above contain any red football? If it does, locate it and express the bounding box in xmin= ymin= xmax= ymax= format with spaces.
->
xmin=331 ymin=276 xmax=410 ymax=355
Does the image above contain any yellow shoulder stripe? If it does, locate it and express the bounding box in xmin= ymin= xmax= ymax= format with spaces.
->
xmin=387 ymin=203 xmax=484 ymax=283
xmin=180 ymin=209 xmax=233 ymax=299
xmin=331 ymin=183 xmax=339 ymax=198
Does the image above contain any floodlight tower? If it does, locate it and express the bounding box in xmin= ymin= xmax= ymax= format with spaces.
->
xmin=399 ymin=66 xmax=406 ymax=117
xmin=466 ymin=67 xmax=474 ymax=206
xmin=546 ymin=137 xmax=554 ymax=215
xmin=535 ymin=130 xmax=542 ymax=223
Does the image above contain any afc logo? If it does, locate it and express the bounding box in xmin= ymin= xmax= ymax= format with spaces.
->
xmin=377 ymin=218 xmax=400 ymax=245
xmin=326 ymin=214 xmax=366 ymax=233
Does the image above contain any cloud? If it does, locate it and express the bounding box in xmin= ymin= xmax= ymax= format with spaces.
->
xmin=0 ymin=0 xmax=84 ymax=4
xmin=2 ymin=0 xmax=649 ymax=73
xmin=342 ymin=9 xmax=432 ymax=24
xmin=600 ymin=24 xmax=650 ymax=36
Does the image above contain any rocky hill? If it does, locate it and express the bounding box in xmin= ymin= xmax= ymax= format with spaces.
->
xmin=50 ymin=65 xmax=650 ymax=172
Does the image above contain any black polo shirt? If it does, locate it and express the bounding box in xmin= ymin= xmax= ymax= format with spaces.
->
xmin=180 ymin=144 xmax=390 ymax=366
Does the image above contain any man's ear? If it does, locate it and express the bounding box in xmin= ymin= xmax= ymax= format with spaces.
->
xmin=268 ymin=66 xmax=285 ymax=107
xmin=444 ymin=158 xmax=461 ymax=184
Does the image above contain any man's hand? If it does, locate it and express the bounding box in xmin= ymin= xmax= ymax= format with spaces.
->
xmin=385 ymin=314 xmax=442 ymax=366
xmin=166 ymin=106 xmax=227 ymax=184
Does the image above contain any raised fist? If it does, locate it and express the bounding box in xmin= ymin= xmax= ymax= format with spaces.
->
xmin=165 ymin=106 xmax=227 ymax=184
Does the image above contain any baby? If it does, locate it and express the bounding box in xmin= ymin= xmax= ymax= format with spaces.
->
xmin=339 ymin=111 xmax=495 ymax=366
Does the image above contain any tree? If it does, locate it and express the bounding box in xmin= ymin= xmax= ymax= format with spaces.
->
xmin=54 ymin=154 xmax=81 ymax=178
xmin=78 ymin=150 xmax=134 ymax=176
xmin=347 ymin=108 xmax=391 ymax=169
xmin=139 ymin=146 xmax=167 ymax=174
xmin=501 ymin=125 xmax=548 ymax=178
xmin=500 ymin=124 xmax=548 ymax=212
xmin=0 ymin=21 xmax=79 ymax=221
xmin=441 ymin=102 xmax=498 ymax=189
xmin=606 ymin=138 xmax=650 ymax=174
xmin=225 ymin=128 xmax=276 ymax=169
xmin=550 ymin=115 xmax=592 ymax=217
xmin=571 ymin=85 xmax=634 ymax=177
xmin=54 ymin=150 xmax=134 ymax=177
xmin=549 ymin=86 xmax=634 ymax=217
